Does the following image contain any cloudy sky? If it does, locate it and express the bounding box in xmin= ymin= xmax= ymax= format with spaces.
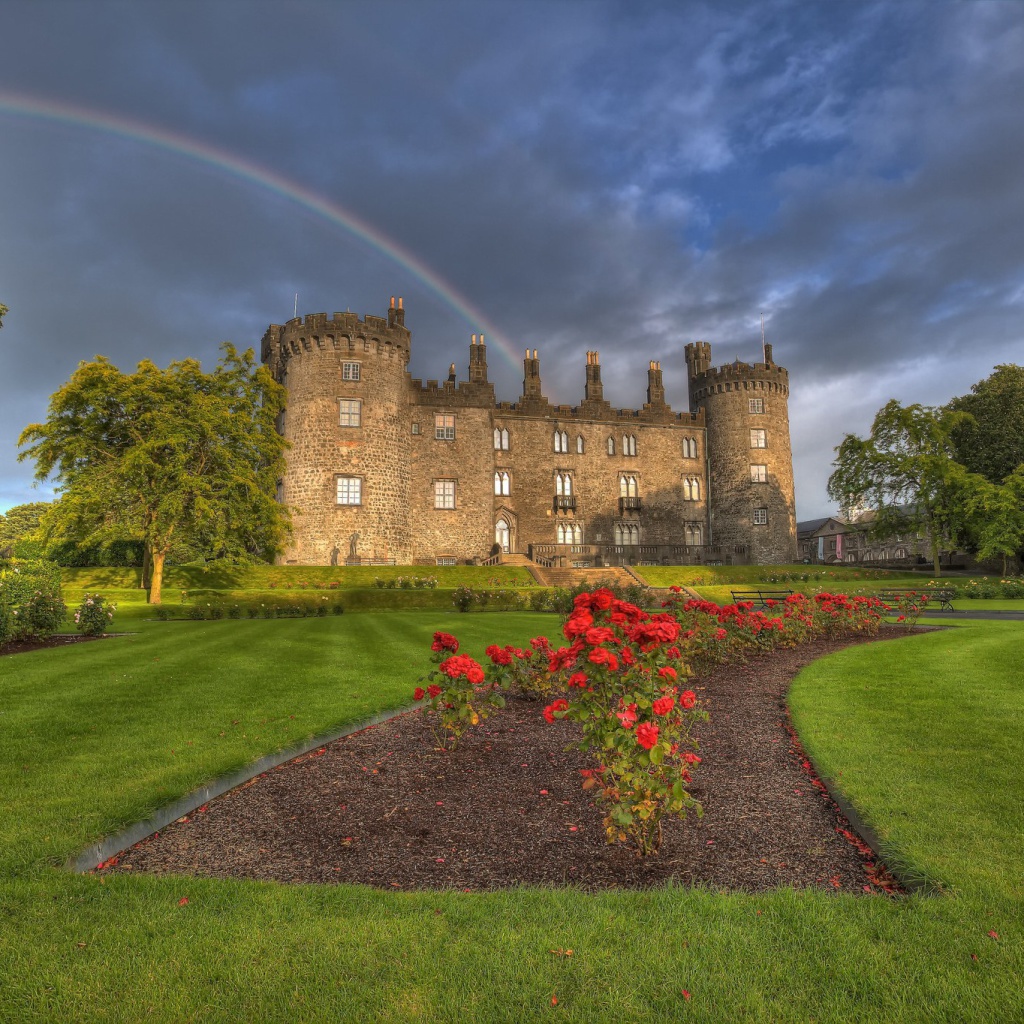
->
xmin=2 ymin=0 xmax=1022 ymax=521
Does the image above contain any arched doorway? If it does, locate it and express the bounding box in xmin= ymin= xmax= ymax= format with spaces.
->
xmin=495 ymin=518 xmax=511 ymax=554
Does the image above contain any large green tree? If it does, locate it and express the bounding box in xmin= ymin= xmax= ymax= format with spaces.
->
xmin=948 ymin=364 xmax=1024 ymax=483
xmin=827 ymin=400 xmax=976 ymax=576
xmin=963 ymin=467 xmax=1024 ymax=576
xmin=18 ymin=345 xmax=290 ymax=603
xmin=0 ymin=501 xmax=52 ymax=556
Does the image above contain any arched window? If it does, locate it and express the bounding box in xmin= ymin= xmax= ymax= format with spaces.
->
xmin=577 ymin=434 xmax=585 ymax=454
xmin=554 ymin=429 xmax=568 ymax=453
xmin=493 ymin=427 xmax=509 ymax=450
xmin=607 ymin=436 xmax=615 ymax=455
xmin=571 ymin=523 xmax=583 ymax=545
xmin=555 ymin=473 xmax=572 ymax=496
xmin=619 ymin=474 xmax=638 ymax=498
xmin=685 ymin=523 xmax=703 ymax=546
xmin=494 ymin=471 xmax=510 ymax=496
xmin=683 ymin=437 xmax=698 ymax=459
xmin=622 ymin=434 xmax=637 ymax=456
xmin=615 ymin=522 xmax=639 ymax=545
xmin=683 ymin=477 xmax=701 ymax=501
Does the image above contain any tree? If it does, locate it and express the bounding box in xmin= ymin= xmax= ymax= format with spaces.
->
xmin=18 ymin=345 xmax=290 ymax=603
xmin=0 ymin=501 xmax=52 ymax=557
xmin=0 ymin=302 xmax=8 ymax=328
xmin=963 ymin=468 xmax=1024 ymax=576
xmin=948 ymin=364 xmax=1024 ymax=483
xmin=827 ymin=400 xmax=975 ymax=576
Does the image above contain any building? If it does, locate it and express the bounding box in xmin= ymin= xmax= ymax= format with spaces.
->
xmin=261 ymin=298 xmax=798 ymax=567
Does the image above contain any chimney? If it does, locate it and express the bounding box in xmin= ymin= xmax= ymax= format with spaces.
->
xmin=584 ymin=350 xmax=604 ymax=403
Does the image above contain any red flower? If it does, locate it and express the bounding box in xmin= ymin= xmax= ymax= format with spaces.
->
xmin=652 ymin=695 xmax=675 ymax=716
xmin=616 ymin=702 xmax=638 ymax=729
xmin=636 ymin=722 xmax=659 ymax=750
xmin=588 ymin=647 xmax=612 ymax=666
xmin=680 ymin=690 xmax=697 ymax=709
xmin=584 ymin=626 xmax=617 ymax=646
xmin=427 ymin=684 xmax=443 ymax=699
xmin=658 ymin=666 xmax=677 ymax=681
xmin=683 ymin=751 xmax=701 ymax=764
xmin=543 ymin=698 xmax=569 ymax=723
xmin=567 ymin=671 xmax=589 ymax=689
xmin=487 ymin=644 xmax=513 ymax=665
xmin=592 ymin=588 xmax=614 ymax=610
xmin=431 ymin=631 xmax=459 ymax=653
xmin=413 ymin=687 xmax=426 ymax=701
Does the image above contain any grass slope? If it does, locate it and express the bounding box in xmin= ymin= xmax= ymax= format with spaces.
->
xmin=0 ymin=615 xmax=1021 ymax=1021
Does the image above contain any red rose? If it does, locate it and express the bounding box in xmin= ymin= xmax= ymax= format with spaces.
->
xmin=683 ymin=751 xmax=702 ymax=764
xmin=467 ymin=664 xmax=485 ymax=685
xmin=431 ymin=631 xmax=459 ymax=653
xmin=592 ymin=588 xmax=614 ymax=610
xmin=652 ymin=695 xmax=675 ymax=716
xmin=680 ymin=690 xmax=697 ymax=709
xmin=588 ymin=647 xmax=611 ymax=665
xmin=658 ymin=666 xmax=677 ymax=681
xmin=427 ymin=684 xmax=443 ymax=699
xmin=616 ymin=702 xmax=638 ymax=729
xmin=636 ymin=722 xmax=659 ymax=750
xmin=414 ymin=687 xmax=426 ymax=701
xmin=567 ymin=671 xmax=589 ymax=689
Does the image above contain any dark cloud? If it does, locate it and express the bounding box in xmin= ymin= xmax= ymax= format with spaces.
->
xmin=2 ymin=0 xmax=1023 ymax=519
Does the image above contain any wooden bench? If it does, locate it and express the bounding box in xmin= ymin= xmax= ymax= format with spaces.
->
xmin=876 ymin=588 xmax=955 ymax=612
xmin=729 ymin=589 xmax=794 ymax=609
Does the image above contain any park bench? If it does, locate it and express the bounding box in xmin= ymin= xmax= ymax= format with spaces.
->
xmin=876 ymin=588 xmax=955 ymax=612
xmin=729 ymin=589 xmax=794 ymax=609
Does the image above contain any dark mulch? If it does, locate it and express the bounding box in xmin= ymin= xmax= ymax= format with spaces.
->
xmin=107 ymin=629 xmax=914 ymax=893
xmin=0 ymin=633 xmax=110 ymax=657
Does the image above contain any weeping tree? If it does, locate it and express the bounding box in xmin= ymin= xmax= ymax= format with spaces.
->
xmin=827 ymin=400 xmax=976 ymax=577
xmin=18 ymin=344 xmax=290 ymax=603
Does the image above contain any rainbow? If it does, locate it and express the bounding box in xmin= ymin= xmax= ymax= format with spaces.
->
xmin=0 ymin=91 xmax=521 ymax=369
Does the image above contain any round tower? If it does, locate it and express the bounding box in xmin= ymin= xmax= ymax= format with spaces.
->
xmin=261 ymin=298 xmax=412 ymax=564
xmin=685 ymin=341 xmax=797 ymax=564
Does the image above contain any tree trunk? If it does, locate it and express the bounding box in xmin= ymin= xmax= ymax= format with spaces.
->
xmin=932 ymin=538 xmax=942 ymax=578
xmin=141 ymin=543 xmax=152 ymax=591
xmin=148 ymin=549 xmax=166 ymax=604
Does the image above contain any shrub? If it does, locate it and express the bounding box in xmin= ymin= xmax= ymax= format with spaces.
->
xmin=153 ymin=606 xmax=172 ymax=621
xmin=413 ymin=631 xmax=505 ymax=749
xmin=0 ymin=602 xmax=13 ymax=646
xmin=73 ymin=593 xmax=116 ymax=636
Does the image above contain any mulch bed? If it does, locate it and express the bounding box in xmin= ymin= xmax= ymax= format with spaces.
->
xmin=106 ymin=627 xmax=914 ymax=893
xmin=0 ymin=633 xmax=109 ymax=657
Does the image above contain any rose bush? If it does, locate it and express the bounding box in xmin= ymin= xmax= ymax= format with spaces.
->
xmin=73 ymin=593 xmax=116 ymax=636
xmin=541 ymin=588 xmax=708 ymax=857
xmin=413 ymin=631 xmax=505 ymax=749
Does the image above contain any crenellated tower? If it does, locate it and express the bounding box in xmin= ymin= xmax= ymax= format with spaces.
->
xmin=261 ymin=296 xmax=413 ymax=564
xmin=685 ymin=341 xmax=797 ymax=562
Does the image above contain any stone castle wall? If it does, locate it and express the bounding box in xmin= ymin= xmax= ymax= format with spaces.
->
xmin=263 ymin=302 xmax=797 ymax=566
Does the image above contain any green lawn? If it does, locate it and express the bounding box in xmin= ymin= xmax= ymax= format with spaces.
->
xmin=1 ymin=613 xmax=1021 ymax=1021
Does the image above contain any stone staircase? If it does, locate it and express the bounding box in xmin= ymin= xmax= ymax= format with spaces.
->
xmin=527 ymin=563 xmax=645 ymax=591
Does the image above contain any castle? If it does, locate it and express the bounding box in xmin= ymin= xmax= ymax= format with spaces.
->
xmin=261 ymin=298 xmax=797 ymax=567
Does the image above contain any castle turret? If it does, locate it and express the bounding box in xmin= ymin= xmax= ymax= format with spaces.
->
xmin=685 ymin=341 xmax=796 ymax=563
xmin=262 ymin=300 xmax=413 ymax=564
xmin=646 ymin=360 xmax=666 ymax=407
xmin=585 ymin=351 xmax=604 ymax=402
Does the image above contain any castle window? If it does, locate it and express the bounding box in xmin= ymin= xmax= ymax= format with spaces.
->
xmin=683 ymin=477 xmax=701 ymax=501
xmin=494 ymin=427 xmax=509 ymax=450
xmin=434 ymin=479 xmax=456 ymax=509
xmin=557 ymin=523 xmax=583 ymax=544
xmin=342 ymin=362 xmax=361 ymax=382
xmin=683 ymin=437 xmax=698 ymax=459
xmin=622 ymin=434 xmax=637 ymax=456
xmin=748 ymin=397 xmax=764 ymax=414
xmin=685 ymin=522 xmax=703 ymax=546
xmin=336 ymin=476 xmax=362 ymax=505
xmin=411 ymin=422 xmax=421 ymax=435
xmin=607 ymin=437 xmax=616 ymax=455
xmin=555 ymin=473 xmax=573 ymax=496
xmin=554 ymin=429 xmax=569 ymax=453
xmin=339 ymin=399 xmax=361 ymax=427
xmin=436 ymin=556 xmax=457 ymax=567
xmin=619 ymin=474 xmax=638 ymax=498
xmin=615 ymin=522 xmax=639 ymax=545
xmin=750 ymin=428 xmax=767 ymax=448
xmin=750 ymin=464 xmax=767 ymax=483
xmin=494 ymin=471 xmax=510 ymax=496
xmin=753 ymin=507 xmax=768 ymax=525
xmin=435 ymin=413 xmax=456 ymax=440
xmin=577 ymin=434 xmax=585 ymax=454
